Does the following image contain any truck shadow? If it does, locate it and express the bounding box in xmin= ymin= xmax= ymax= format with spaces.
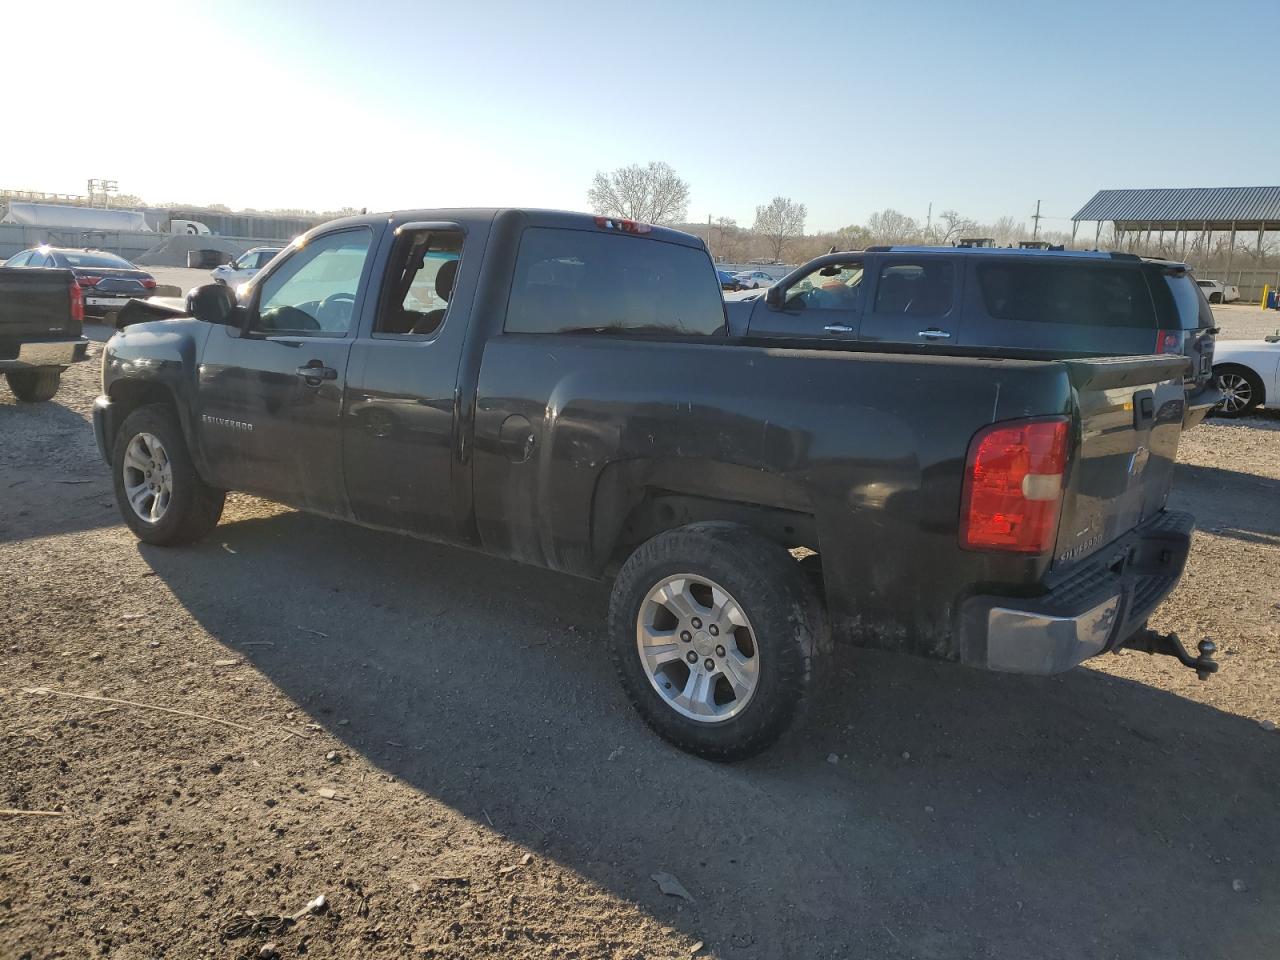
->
xmin=0 ymin=397 xmax=117 ymax=544
xmin=140 ymin=509 xmax=1280 ymax=959
xmin=1172 ymin=461 xmax=1280 ymax=545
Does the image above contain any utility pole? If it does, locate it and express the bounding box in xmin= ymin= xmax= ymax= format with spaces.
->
xmin=1031 ymin=199 xmax=1043 ymax=239
xmin=926 ymin=202 xmax=932 ymax=232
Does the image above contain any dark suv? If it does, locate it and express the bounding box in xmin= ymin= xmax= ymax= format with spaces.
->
xmin=731 ymin=246 xmax=1219 ymax=424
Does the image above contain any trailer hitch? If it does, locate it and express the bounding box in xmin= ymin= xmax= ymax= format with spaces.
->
xmin=1125 ymin=629 xmax=1218 ymax=680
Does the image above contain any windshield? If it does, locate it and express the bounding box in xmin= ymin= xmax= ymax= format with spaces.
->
xmin=57 ymin=251 xmax=135 ymax=269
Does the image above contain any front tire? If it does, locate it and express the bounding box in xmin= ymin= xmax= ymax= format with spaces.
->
xmin=5 ymin=368 xmax=61 ymax=402
xmin=111 ymin=404 xmax=225 ymax=545
xmin=1214 ymin=365 xmax=1263 ymax=418
xmin=609 ymin=523 xmax=826 ymax=760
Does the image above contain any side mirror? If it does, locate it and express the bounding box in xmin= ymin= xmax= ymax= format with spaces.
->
xmin=764 ymin=284 xmax=784 ymax=309
xmin=186 ymin=283 xmax=239 ymax=325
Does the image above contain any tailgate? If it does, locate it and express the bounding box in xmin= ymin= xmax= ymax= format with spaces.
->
xmin=0 ymin=268 xmax=77 ymax=345
xmin=1051 ymin=355 xmax=1189 ymax=570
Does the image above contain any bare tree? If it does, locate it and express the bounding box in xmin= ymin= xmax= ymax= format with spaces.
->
xmin=753 ymin=196 xmax=807 ymax=261
xmin=587 ymin=161 xmax=690 ymax=225
xmin=989 ymin=216 xmax=1024 ymax=246
xmin=833 ymin=223 xmax=873 ymax=251
xmin=866 ymin=208 xmax=921 ymax=245
xmin=708 ymin=216 xmax=744 ymax=261
xmin=931 ymin=209 xmax=977 ymax=245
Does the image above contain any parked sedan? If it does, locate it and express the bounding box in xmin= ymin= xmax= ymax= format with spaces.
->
xmin=1212 ymin=334 xmax=1280 ymax=416
xmin=734 ymin=270 xmax=776 ymax=289
xmin=3 ymin=246 xmax=156 ymax=318
xmin=211 ymin=246 xmax=284 ymax=288
xmin=717 ymin=270 xmax=743 ymax=291
xmin=1196 ymin=278 xmax=1240 ymax=304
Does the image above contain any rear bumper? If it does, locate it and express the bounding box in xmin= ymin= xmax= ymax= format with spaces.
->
xmin=958 ymin=510 xmax=1194 ymax=675
xmin=0 ymin=338 xmax=89 ymax=370
xmin=1184 ymin=382 xmax=1221 ymax=429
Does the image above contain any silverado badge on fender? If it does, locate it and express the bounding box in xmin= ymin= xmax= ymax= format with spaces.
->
xmin=202 ymin=415 xmax=254 ymax=432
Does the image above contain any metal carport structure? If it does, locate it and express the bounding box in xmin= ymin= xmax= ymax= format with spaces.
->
xmin=1072 ymin=186 xmax=1280 ymax=278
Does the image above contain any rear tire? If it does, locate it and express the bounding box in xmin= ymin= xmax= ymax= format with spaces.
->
xmin=112 ymin=404 xmax=225 ymax=545
xmin=5 ymin=368 xmax=62 ymax=402
xmin=1214 ymin=365 xmax=1263 ymax=418
xmin=1209 ymin=292 xmax=1222 ymax=304
xmin=609 ymin=523 xmax=826 ymax=760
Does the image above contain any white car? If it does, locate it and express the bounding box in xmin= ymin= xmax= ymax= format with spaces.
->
xmin=1212 ymin=334 xmax=1280 ymax=417
xmin=1196 ymin=278 xmax=1240 ymax=304
xmin=733 ymin=270 xmax=776 ymax=289
xmin=211 ymin=246 xmax=284 ymax=287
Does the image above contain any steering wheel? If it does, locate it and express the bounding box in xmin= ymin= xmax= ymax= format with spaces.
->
xmin=317 ymin=292 xmax=356 ymax=328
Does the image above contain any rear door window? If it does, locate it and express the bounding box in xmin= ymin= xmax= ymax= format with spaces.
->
xmin=857 ymin=258 xmax=961 ymax=343
xmin=873 ymin=262 xmax=955 ymax=318
xmin=976 ymin=262 xmax=1156 ymax=328
xmin=505 ymin=227 xmax=725 ymax=336
xmin=375 ymin=229 xmax=464 ymax=338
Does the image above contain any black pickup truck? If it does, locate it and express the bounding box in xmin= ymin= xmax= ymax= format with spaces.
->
xmin=93 ymin=209 xmax=1210 ymax=758
xmin=0 ymin=266 xmax=89 ymax=401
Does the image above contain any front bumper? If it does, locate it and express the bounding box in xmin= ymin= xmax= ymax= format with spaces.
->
xmin=0 ymin=338 xmax=89 ymax=371
xmin=958 ymin=510 xmax=1194 ymax=675
xmin=92 ymin=395 xmax=115 ymax=464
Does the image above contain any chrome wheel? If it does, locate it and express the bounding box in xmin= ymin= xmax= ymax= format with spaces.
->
xmin=121 ymin=432 xmax=173 ymax=523
xmin=1218 ymin=372 xmax=1253 ymax=414
xmin=636 ymin=574 xmax=760 ymax=723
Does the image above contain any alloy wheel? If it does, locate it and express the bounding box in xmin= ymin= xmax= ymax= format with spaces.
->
xmin=636 ymin=574 xmax=760 ymax=723
xmin=121 ymin=432 xmax=173 ymax=523
xmin=1218 ymin=373 xmax=1253 ymax=414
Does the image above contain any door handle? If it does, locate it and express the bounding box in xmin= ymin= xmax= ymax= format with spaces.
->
xmin=296 ymin=361 xmax=337 ymax=382
xmin=823 ymin=323 xmax=853 ymax=334
xmin=918 ymin=328 xmax=951 ymax=340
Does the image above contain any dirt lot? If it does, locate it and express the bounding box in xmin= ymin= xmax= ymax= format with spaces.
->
xmin=2 ymin=314 xmax=1278 ymax=959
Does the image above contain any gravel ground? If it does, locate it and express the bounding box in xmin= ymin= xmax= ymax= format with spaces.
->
xmin=1 ymin=327 xmax=1277 ymax=960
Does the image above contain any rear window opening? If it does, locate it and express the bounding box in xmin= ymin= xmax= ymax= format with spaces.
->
xmin=976 ymin=262 xmax=1157 ymax=328
xmin=505 ymin=227 xmax=726 ymax=337
xmin=1162 ymin=271 xmax=1215 ymax=329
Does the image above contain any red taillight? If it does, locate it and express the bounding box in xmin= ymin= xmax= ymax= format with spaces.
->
xmin=141 ymin=277 xmax=157 ymax=290
xmin=1154 ymin=329 xmax=1181 ymax=354
xmin=960 ymin=417 xmax=1069 ymax=554
xmin=594 ymin=216 xmax=652 ymax=235
xmin=76 ymin=275 xmax=103 ymax=288
xmin=68 ymin=279 xmax=84 ymax=323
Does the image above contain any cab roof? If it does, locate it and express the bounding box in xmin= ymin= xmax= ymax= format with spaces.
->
xmin=298 ymin=208 xmax=707 ymax=250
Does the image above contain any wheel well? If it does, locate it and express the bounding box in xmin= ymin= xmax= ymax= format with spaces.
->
xmin=603 ymin=490 xmax=819 ymax=573
xmin=106 ymin=380 xmax=180 ymax=449
xmin=1214 ymin=363 xmax=1265 ymax=403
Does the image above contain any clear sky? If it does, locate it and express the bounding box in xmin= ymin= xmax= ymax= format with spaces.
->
xmin=8 ymin=0 xmax=1278 ymax=231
